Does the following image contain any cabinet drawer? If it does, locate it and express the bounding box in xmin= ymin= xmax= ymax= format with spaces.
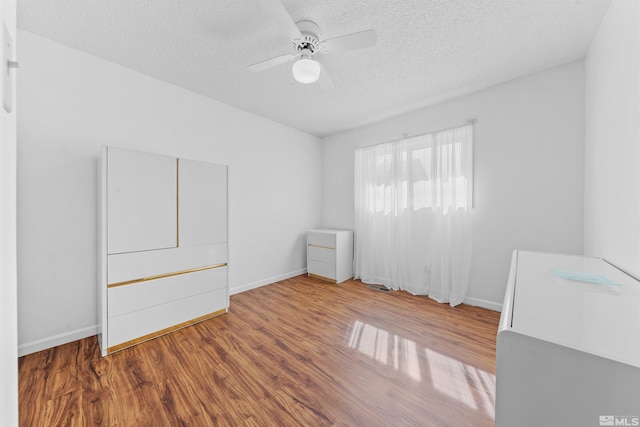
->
xmin=108 ymin=266 xmax=227 ymax=317
xmin=107 ymin=244 xmax=227 ymax=285
xmin=307 ymin=245 xmax=336 ymax=264
xmin=308 ymin=259 xmax=336 ymax=281
xmin=108 ymin=287 xmax=227 ymax=349
xmin=307 ymin=231 xmax=336 ymax=249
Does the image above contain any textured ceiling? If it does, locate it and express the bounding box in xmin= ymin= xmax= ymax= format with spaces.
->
xmin=18 ymin=0 xmax=611 ymax=137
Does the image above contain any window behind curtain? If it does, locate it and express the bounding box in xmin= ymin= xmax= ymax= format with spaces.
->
xmin=354 ymin=123 xmax=473 ymax=306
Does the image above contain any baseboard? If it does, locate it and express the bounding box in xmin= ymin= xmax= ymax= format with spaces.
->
xmin=230 ymin=268 xmax=307 ymax=295
xmin=18 ymin=270 xmax=307 ymax=356
xmin=18 ymin=324 xmax=98 ymax=357
xmin=18 ymin=273 xmax=493 ymax=355
xmin=463 ymin=296 xmax=502 ymax=312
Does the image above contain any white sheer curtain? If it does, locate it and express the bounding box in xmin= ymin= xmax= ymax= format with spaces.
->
xmin=354 ymin=124 xmax=473 ymax=306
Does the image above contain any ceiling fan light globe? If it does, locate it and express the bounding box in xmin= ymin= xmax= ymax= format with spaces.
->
xmin=292 ymin=58 xmax=320 ymax=84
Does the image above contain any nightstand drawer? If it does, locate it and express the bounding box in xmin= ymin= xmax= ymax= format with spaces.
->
xmin=308 ymin=259 xmax=336 ymax=281
xmin=307 ymin=231 xmax=336 ymax=249
xmin=308 ymin=245 xmax=336 ymax=264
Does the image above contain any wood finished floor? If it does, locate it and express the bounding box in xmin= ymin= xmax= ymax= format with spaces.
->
xmin=19 ymin=275 xmax=500 ymax=427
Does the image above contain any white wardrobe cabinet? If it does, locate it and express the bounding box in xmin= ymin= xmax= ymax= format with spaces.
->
xmin=98 ymin=147 xmax=228 ymax=356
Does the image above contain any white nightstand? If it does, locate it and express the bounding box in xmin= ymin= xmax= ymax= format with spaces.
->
xmin=307 ymin=229 xmax=353 ymax=284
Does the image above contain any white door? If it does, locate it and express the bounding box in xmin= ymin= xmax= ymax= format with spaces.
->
xmin=178 ymin=159 xmax=227 ymax=246
xmin=0 ymin=2 xmax=18 ymax=425
xmin=107 ymin=147 xmax=177 ymax=254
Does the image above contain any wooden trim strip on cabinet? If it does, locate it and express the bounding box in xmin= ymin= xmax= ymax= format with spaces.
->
xmin=107 ymin=308 xmax=227 ymax=354
xmin=176 ymin=158 xmax=179 ymax=247
xmin=107 ymin=263 xmax=227 ymax=288
xmin=308 ymin=244 xmax=336 ymax=250
xmin=308 ymin=273 xmax=338 ymax=284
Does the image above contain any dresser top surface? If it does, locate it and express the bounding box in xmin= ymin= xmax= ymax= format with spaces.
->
xmin=308 ymin=229 xmax=352 ymax=235
xmin=510 ymin=251 xmax=640 ymax=367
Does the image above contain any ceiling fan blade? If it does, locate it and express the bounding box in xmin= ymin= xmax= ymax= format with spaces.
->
xmin=317 ymin=62 xmax=335 ymax=89
xmin=321 ymin=29 xmax=377 ymax=54
xmin=247 ymin=53 xmax=295 ymax=72
xmin=257 ymin=0 xmax=302 ymax=40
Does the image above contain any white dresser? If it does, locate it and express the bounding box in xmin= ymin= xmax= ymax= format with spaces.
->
xmin=307 ymin=229 xmax=353 ymax=284
xmin=98 ymin=147 xmax=228 ymax=356
xmin=496 ymin=250 xmax=640 ymax=426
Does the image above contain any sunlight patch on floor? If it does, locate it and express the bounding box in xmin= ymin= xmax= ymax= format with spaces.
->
xmin=465 ymin=359 xmax=496 ymax=418
xmin=347 ymin=319 xmax=389 ymax=364
xmin=424 ymin=348 xmax=495 ymax=418
xmin=346 ymin=320 xmax=496 ymax=418
xmin=426 ymin=348 xmax=476 ymax=408
xmin=399 ymin=335 xmax=421 ymax=381
xmin=348 ymin=320 xmax=420 ymax=381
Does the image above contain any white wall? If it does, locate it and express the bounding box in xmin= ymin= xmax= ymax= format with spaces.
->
xmin=584 ymin=0 xmax=640 ymax=278
xmin=17 ymin=30 xmax=322 ymax=355
xmin=322 ymin=62 xmax=586 ymax=308
xmin=1 ymin=1 xmax=19 ymax=425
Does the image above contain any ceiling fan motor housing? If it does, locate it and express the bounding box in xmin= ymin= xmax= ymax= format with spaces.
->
xmin=247 ymin=1 xmax=376 ymax=88
xmin=294 ymin=20 xmax=320 ymax=53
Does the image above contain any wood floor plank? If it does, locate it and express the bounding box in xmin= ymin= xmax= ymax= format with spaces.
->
xmin=19 ymin=276 xmax=500 ymax=426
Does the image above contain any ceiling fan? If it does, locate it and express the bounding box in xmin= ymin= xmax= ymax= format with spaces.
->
xmin=248 ymin=0 xmax=377 ymax=87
